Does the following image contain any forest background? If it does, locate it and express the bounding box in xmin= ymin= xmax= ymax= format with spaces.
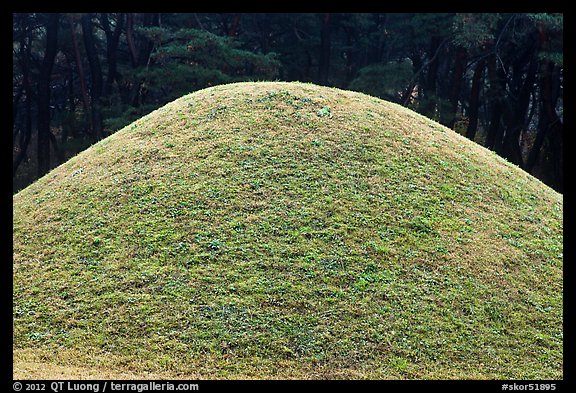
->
xmin=12 ymin=13 xmax=563 ymax=193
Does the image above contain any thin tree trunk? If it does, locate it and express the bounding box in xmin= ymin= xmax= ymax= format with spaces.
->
xmin=228 ymin=13 xmax=241 ymax=37
xmin=12 ymin=84 xmax=23 ymax=132
xmin=101 ymin=13 xmax=124 ymax=95
xmin=64 ymin=54 xmax=76 ymax=113
xmin=501 ymin=55 xmax=537 ymax=167
xmin=484 ymin=55 xmax=505 ymax=150
xmin=14 ymin=17 xmax=33 ymax=177
xmin=525 ymin=80 xmax=562 ymax=193
xmin=318 ymin=13 xmax=331 ymax=86
xmin=447 ymin=46 xmax=468 ymax=129
xmin=377 ymin=13 xmax=389 ymax=63
xmin=37 ymin=13 xmax=59 ymax=178
xmin=126 ymin=13 xmax=139 ymax=68
xmin=525 ymin=21 xmax=563 ymax=191
xmin=466 ymin=59 xmax=486 ymax=141
xmin=402 ymin=37 xmax=450 ymax=107
xmin=401 ymin=53 xmax=423 ymax=106
xmin=526 ymin=109 xmax=546 ymax=174
xmin=68 ymin=15 xmax=90 ymax=120
xmin=82 ymin=14 xmax=104 ymax=142
xmin=346 ymin=31 xmax=356 ymax=85
xmin=137 ymin=13 xmax=159 ymax=67
xmin=193 ymin=13 xmax=205 ymax=30
xmin=539 ymin=60 xmax=563 ymax=191
xmin=422 ymin=36 xmax=441 ymax=117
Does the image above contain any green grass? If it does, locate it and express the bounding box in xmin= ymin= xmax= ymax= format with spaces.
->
xmin=13 ymin=81 xmax=563 ymax=379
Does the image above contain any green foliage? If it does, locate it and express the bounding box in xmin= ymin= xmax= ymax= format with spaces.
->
xmin=452 ymin=13 xmax=501 ymax=48
xmin=100 ymin=27 xmax=281 ymax=133
xmin=11 ymin=12 xmax=564 ymax=193
xmin=527 ymin=13 xmax=563 ymax=30
xmin=142 ymin=27 xmax=280 ymax=82
xmin=408 ymin=13 xmax=455 ymax=45
xmin=528 ymin=13 xmax=563 ymax=66
xmin=316 ymin=106 xmax=331 ymax=117
xmin=349 ymin=60 xmax=413 ymax=102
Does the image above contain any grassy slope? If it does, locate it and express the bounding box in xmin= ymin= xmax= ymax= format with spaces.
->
xmin=13 ymin=82 xmax=563 ymax=379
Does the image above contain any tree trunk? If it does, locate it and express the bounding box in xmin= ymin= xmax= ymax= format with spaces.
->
xmin=126 ymin=13 xmax=139 ymax=68
xmin=465 ymin=59 xmax=486 ymax=141
xmin=137 ymin=13 xmax=160 ymax=67
xmin=501 ymin=54 xmax=537 ymax=167
xmin=228 ymin=13 xmax=241 ymax=37
xmin=82 ymin=14 xmax=104 ymax=142
xmin=401 ymin=53 xmax=423 ymax=106
xmin=318 ymin=13 xmax=331 ymax=86
xmin=446 ymin=46 xmax=468 ymax=129
xmin=13 ymin=15 xmax=33 ymax=177
xmin=37 ymin=13 xmax=59 ymax=178
xmin=525 ymin=21 xmax=563 ymax=191
xmin=422 ymin=36 xmax=441 ymax=117
xmin=12 ymin=85 xmax=23 ymax=132
xmin=377 ymin=13 xmax=389 ymax=63
xmin=64 ymin=54 xmax=76 ymax=113
xmin=342 ymin=25 xmax=355 ymax=85
xmin=101 ymin=13 xmax=124 ymax=96
xmin=484 ymin=55 xmax=506 ymax=150
xmin=68 ymin=15 xmax=90 ymax=125
xmin=538 ymin=60 xmax=563 ymax=191
xmin=526 ymin=108 xmax=547 ymax=175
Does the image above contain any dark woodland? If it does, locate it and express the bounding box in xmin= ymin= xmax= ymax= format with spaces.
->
xmin=12 ymin=13 xmax=563 ymax=192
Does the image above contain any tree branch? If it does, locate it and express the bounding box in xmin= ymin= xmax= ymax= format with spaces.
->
xmin=401 ymin=36 xmax=452 ymax=106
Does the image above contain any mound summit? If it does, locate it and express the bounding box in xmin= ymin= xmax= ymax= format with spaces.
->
xmin=13 ymin=82 xmax=562 ymax=379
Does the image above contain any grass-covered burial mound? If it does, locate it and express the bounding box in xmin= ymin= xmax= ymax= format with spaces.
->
xmin=13 ymin=82 xmax=563 ymax=379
